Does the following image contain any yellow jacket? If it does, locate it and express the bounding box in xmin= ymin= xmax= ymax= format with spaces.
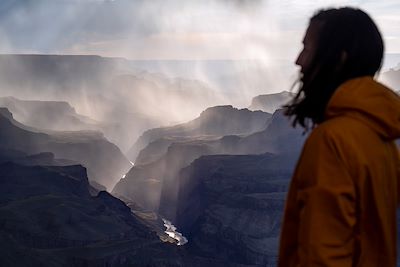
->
xmin=278 ymin=76 xmax=400 ymax=267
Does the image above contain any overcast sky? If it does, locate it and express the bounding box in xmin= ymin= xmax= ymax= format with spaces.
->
xmin=0 ymin=0 xmax=398 ymax=62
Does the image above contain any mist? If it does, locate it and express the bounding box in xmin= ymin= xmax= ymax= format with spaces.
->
xmin=0 ymin=0 xmax=398 ymax=153
xmin=0 ymin=0 xmax=300 ymax=112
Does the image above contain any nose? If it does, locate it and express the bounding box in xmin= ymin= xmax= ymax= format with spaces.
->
xmin=295 ymin=49 xmax=304 ymax=67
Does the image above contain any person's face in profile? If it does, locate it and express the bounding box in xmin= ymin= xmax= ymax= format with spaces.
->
xmin=296 ymin=22 xmax=320 ymax=80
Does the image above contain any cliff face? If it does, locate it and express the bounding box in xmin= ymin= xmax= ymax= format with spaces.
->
xmin=0 ymin=161 xmax=161 ymax=266
xmin=127 ymin=105 xmax=271 ymax=162
xmin=113 ymin=141 xmax=213 ymax=213
xmin=0 ymin=108 xmax=131 ymax=189
xmin=111 ymin=108 xmax=307 ymax=266
xmin=0 ymin=153 xmax=260 ymax=267
xmin=173 ymin=153 xmax=297 ymax=266
xmin=248 ymin=91 xmax=293 ymax=113
xmin=0 ymin=146 xmax=193 ymax=266
xmin=233 ymin=109 xmax=306 ymax=155
xmin=114 ymin=108 xmax=305 ymax=221
xmin=114 ymin=107 xmax=273 ymax=215
xmin=131 ymin=108 xmax=302 ymax=167
xmin=0 ymin=96 xmax=98 ymax=132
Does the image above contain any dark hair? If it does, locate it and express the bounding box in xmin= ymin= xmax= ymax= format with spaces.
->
xmin=284 ymin=7 xmax=384 ymax=130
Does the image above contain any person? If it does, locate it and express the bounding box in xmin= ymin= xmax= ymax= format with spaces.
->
xmin=279 ymin=7 xmax=400 ymax=267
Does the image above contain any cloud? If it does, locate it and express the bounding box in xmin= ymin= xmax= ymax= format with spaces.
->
xmin=0 ymin=0 xmax=398 ymax=60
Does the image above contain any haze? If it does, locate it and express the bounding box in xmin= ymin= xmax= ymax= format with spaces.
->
xmin=0 ymin=0 xmax=399 ymax=153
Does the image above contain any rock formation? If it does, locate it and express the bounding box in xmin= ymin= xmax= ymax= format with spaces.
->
xmin=128 ymin=105 xmax=271 ymax=163
xmin=114 ymin=108 xmax=305 ymax=224
xmin=248 ymin=91 xmax=293 ymax=113
xmin=0 ymin=108 xmax=131 ymax=189
xmin=174 ymin=152 xmax=298 ymax=266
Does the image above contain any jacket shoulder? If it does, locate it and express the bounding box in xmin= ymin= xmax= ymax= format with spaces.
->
xmin=310 ymin=116 xmax=378 ymax=145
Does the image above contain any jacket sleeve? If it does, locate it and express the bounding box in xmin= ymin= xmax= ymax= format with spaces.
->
xmin=295 ymin=128 xmax=357 ymax=267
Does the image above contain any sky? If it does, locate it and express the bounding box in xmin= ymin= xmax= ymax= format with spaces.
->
xmin=0 ymin=0 xmax=399 ymax=63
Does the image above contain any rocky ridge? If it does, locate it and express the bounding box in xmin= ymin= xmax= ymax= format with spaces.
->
xmin=0 ymin=108 xmax=131 ymax=189
xmin=127 ymin=105 xmax=271 ymax=163
xmin=113 ymin=109 xmax=305 ymax=222
xmin=248 ymin=91 xmax=293 ymax=113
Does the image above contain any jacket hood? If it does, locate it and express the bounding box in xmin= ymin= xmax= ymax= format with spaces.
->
xmin=325 ymin=76 xmax=400 ymax=140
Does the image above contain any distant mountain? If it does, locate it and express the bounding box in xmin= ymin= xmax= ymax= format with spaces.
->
xmin=133 ymin=108 xmax=303 ymax=169
xmin=104 ymin=73 xmax=225 ymax=151
xmin=0 ymin=54 xmax=226 ymax=152
xmin=128 ymin=59 xmax=294 ymax=107
xmin=127 ymin=105 xmax=272 ymax=163
xmin=248 ymin=91 xmax=293 ymax=113
xmin=0 ymin=108 xmax=131 ymax=189
xmin=0 ymin=95 xmax=158 ymax=153
xmin=0 ymin=96 xmax=98 ymax=132
xmin=232 ymin=109 xmax=306 ymax=155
